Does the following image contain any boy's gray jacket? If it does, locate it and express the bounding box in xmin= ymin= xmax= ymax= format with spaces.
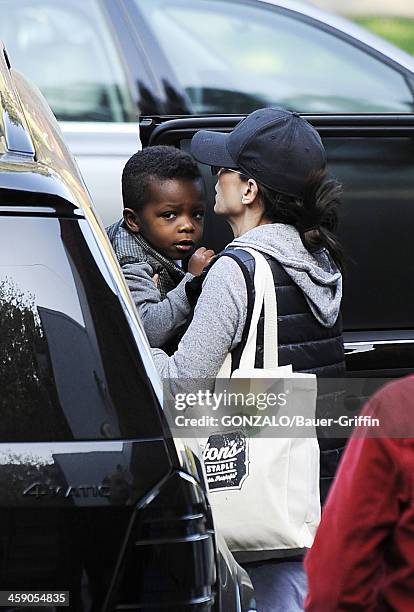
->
xmin=107 ymin=220 xmax=193 ymax=348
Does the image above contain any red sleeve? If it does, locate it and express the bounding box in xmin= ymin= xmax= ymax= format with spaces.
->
xmin=305 ymin=398 xmax=400 ymax=611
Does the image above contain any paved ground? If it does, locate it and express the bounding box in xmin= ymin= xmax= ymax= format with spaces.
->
xmin=312 ymin=0 xmax=414 ymax=17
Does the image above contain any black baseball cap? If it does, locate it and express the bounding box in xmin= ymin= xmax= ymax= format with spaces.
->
xmin=191 ymin=108 xmax=326 ymax=199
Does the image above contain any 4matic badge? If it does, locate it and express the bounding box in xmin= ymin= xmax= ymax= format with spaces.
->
xmin=22 ymin=482 xmax=111 ymax=499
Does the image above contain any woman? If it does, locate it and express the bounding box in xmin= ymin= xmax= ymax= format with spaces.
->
xmin=153 ymin=108 xmax=345 ymax=611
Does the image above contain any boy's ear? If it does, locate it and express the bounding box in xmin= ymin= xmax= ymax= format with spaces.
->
xmin=123 ymin=208 xmax=140 ymax=233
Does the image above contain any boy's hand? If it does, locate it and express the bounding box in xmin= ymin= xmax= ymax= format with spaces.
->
xmin=188 ymin=247 xmax=215 ymax=276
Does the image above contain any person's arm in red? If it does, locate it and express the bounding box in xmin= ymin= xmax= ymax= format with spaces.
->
xmin=305 ymin=398 xmax=400 ymax=611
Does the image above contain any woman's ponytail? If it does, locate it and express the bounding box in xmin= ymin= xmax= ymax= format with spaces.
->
xmin=258 ymin=169 xmax=345 ymax=273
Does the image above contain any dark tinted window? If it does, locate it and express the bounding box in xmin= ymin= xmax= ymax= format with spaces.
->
xmin=0 ymin=216 xmax=161 ymax=441
xmin=327 ymin=136 xmax=414 ymax=330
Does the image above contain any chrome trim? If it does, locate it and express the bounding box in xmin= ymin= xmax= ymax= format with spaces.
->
xmin=345 ymin=339 xmax=414 ymax=356
xmin=0 ymin=206 xmax=72 ymax=214
xmin=345 ymin=339 xmax=414 ymax=349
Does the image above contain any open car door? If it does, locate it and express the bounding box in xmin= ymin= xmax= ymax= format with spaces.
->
xmin=140 ymin=114 xmax=414 ymax=379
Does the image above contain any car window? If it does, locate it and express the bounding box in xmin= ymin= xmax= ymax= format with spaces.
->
xmin=136 ymin=0 xmax=413 ymax=113
xmin=0 ymin=0 xmax=135 ymax=122
xmin=0 ymin=216 xmax=162 ymax=442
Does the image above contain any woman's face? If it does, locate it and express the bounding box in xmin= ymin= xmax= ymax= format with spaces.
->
xmin=214 ymin=168 xmax=245 ymax=218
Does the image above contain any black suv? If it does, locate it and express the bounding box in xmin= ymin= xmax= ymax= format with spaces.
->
xmin=0 ymin=48 xmax=255 ymax=611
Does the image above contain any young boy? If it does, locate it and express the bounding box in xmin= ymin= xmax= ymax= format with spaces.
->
xmin=107 ymin=145 xmax=214 ymax=353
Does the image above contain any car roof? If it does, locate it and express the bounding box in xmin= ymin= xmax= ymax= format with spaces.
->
xmin=259 ymin=0 xmax=414 ymax=74
xmin=0 ymin=44 xmax=92 ymax=214
xmin=0 ymin=47 xmax=35 ymax=158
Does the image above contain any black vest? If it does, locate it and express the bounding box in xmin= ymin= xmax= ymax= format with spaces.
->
xmin=223 ymin=248 xmax=345 ymax=377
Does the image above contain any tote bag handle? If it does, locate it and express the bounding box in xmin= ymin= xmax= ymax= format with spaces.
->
xmin=217 ymin=248 xmax=279 ymax=377
xmin=237 ymin=248 xmax=278 ymax=370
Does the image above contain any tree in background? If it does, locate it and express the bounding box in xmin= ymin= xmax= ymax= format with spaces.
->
xmin=0 ymin=278 xmax=71 ymax=441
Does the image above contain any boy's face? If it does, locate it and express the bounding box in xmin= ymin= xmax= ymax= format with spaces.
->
xmin=124 ymin=178 xmax=205 ymax=260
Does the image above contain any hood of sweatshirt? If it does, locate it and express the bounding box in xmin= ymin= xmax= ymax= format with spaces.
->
xmin=228 ymin=224 xmax=342 ymax=327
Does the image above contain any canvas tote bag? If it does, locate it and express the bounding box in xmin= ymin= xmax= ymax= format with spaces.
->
xmin=201 ymin=248 xmax=320 ymax=555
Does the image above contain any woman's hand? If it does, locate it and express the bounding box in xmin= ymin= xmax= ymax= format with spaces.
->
xmin=188 ymin=247 xmax=215 ymax=275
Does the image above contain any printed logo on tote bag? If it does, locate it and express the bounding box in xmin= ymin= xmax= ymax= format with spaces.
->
xmin=203 ymin=431 xmax=249 ymax=491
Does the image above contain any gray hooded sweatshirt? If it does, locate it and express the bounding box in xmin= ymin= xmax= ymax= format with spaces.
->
xmin=153 ymin=224 xmax=342 ymax=384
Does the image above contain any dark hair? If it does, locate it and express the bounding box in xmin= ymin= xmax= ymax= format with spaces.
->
xmin=248 ymin=169 xmax=345 ymax=272
xmin=122 ymin=145 xmax=201 ymax=212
